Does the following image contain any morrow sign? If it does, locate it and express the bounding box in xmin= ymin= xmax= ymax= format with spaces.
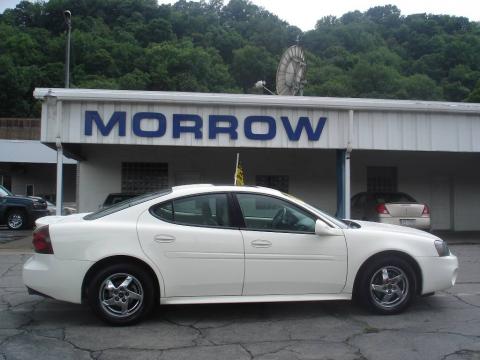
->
xmin=85 ymin=111 xmax=328 ymax=141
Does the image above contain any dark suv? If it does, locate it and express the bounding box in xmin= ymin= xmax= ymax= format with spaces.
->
xmin=0 ymin=185 xmax=49 ymax=230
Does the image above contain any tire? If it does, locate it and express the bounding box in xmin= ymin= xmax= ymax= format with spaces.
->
xmin=6 ymin=209 xmax=27 ymax=230
xmin=356 ymin=256 xmax=417 ymax=315
xmin=87 ymin=263 xmax=155 ymax=325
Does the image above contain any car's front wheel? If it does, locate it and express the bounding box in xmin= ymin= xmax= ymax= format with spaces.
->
xmin=87 ymin=263 xmax=155 ymax=325
xmin=357 ymin=256 xmax=416 ymax=314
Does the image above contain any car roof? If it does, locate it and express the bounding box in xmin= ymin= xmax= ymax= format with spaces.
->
xmin=170 ymin=184 xmax=283 ymax=196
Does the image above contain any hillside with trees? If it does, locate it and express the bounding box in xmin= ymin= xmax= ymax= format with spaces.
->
xmin=1 ymin=0 xmax=480 ymax=117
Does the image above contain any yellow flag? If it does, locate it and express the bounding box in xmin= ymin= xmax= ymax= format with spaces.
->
xmin=234 ymin=153 xmax=244 ymax=186
xmin=235 ymin=162 xmax=244 ymax=186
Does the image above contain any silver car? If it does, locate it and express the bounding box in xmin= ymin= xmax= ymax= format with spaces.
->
xmin=351 ymin=192 xmax=430 ymax=230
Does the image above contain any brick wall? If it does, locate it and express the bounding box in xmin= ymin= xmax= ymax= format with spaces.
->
xmin=0 ymin=118 xmax=40 ymax=140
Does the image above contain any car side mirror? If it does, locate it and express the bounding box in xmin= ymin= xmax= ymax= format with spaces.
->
xmin=315 ymin=219 xmax=343 ymax=236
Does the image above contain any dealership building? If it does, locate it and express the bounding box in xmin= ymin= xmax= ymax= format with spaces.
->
xmin=34 ymin=88 xmax=480 ymax=230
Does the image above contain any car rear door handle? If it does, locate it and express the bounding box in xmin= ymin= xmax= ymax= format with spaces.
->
xmin=251 ymin=240 xmax=272 ymax=248
xmin=154 ymin=235 xmax=175 ymax=243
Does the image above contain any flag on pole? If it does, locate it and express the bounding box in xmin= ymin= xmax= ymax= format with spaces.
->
xmin=234 ymin=153 xmax=244 ymax=186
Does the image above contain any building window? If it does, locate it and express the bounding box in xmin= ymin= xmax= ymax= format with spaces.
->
xmin=121 ymin=162 xmax=168 ymax=194
xmin=256 ymin=175 xmax=289 ymax=193
xmin=26 ymin=184 xmax=34 ymax=197
xmin=367 ymin=167 xmax=397 ymax=192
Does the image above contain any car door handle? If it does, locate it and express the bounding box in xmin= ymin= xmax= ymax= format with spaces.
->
xmin=154 ymin=235 xmax=175 ymax=243
xmin=251 ymin=240 xmax=272 ymax=248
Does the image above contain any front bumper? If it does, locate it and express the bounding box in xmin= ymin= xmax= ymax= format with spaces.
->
xmin=415 ymin=254 xmax=458 ymax=294
xmin=23 ymin=254 xmax=93 ymax=304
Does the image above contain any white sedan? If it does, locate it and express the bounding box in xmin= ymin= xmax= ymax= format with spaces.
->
xmin=23 ymin=185 xmax=458 ymax=325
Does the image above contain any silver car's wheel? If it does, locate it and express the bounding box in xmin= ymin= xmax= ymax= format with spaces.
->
xmin=357 ymin=256 xmax=416 ymax=315
xmin=7 ymin=210 xmax=26 ymax=230
xmin=99 ymin=273 xmax=144 ymax=318
xmin=369 ymin=266 xmax=409 ymax=310
xmin=88 ymin=263 xmax=155 ymax=325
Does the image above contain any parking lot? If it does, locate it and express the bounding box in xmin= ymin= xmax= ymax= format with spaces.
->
xmin=0 ymin=230 xmax=479 ymax=360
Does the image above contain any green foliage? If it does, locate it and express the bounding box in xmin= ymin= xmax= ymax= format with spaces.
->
xmin=231 ymin=45 xmax=276 ymax=92
xmin=1 ymin=0 xmax=480 ymax=117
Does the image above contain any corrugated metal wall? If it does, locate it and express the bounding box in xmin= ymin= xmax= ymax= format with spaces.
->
xmin=41 ymin=98 xmax=480 ymax=152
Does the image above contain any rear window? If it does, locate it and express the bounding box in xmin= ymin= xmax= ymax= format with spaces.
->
xmin=374 ymin=192 xmax=416 ymax=203
xmin=84 ymin=189 xmax=172 ymax=220
xmin=103 ymin=194 xmax=137 ymax=206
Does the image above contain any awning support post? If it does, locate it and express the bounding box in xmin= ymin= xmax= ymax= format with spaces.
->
xmin=55 ymin=137 xmax=63 ymax=216
xmin=336 ymin=110 xmax=353 ymax=220
xmin=336 ymin=149 xmax=351 ymax=220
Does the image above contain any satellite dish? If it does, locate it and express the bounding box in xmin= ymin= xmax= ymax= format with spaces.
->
xmin=276 ymin=45 xmax=307 ymax=96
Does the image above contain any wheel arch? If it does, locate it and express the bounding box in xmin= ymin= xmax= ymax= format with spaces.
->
xmin=352 ymin=250 xmax=423 ymax=298
xmin=3 ymin=205 xmax=28 ymax=218
xmin=81 ymin=255 xmax=161 ymax=304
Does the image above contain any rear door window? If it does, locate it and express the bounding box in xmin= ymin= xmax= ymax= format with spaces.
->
xmin=151 ymin=193 xmax=232 ymax=228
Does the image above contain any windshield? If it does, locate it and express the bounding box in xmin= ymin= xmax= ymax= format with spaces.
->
xmin=84 ymin=189 xmax=172 ymax=220
xmin=0 ymin=186 xmax=13 ymax=197
xmin=283 ymin=193 xmax=349 ymax=229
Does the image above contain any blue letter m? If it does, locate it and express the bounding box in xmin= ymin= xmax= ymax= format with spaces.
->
xmin=281 ymin=116 xmax=327 ymax=141
xmin=85 ymin=111 xmax=126 ymax=136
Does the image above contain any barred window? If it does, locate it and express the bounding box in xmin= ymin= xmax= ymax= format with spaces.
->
xmin=367 ymin=167 xmax=397 ymax=192
xmin=121 ymin=162 xmax=168 ymax=194
xmin=256 ymin=175 xmax=289 ymax=193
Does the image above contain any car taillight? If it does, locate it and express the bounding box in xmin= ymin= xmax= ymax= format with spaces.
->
xmin=422 ymin=205 xmax=430 ymax=216
xmin=33 ymin=226 xmax=54 ymax=254
xmin=376 ymin=203 xmax=390 ymax=215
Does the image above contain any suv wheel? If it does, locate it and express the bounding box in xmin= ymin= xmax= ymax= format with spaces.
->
xmin=7 ymin=209 xmax=27 ymax=230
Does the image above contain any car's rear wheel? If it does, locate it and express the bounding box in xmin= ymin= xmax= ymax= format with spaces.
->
xmin=88 ymin=263 xmax=155 ymax=325
xmin=6 ymin=209 xmax=27 ymax=230
xmin=357 ymin=256 xmax=416 ymax=314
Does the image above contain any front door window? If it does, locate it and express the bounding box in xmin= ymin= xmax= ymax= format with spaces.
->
xmin=236 ymin=193 xmax=316 ymax=233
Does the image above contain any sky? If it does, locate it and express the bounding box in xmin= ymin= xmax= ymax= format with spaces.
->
xmin=1 ymin=0 xmax=479 ymax=30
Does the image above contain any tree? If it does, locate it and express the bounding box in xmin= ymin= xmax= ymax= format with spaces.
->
xmin=2 ymin=0 xmax=480 ymax=117
xmin=231 ymin=45 xmax=276 ymax=92
xmin=466 ymin=80 xmax=480 ymax=102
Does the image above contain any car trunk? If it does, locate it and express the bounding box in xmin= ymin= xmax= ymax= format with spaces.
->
xmin=35 ymin=213 xmax=88 ymax=228
xmin=385 ymin=203 xmax=425 ymax=217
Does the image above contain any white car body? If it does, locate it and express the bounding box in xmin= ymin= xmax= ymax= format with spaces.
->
xmin=23 ymin=185 xmax=458 ymax=309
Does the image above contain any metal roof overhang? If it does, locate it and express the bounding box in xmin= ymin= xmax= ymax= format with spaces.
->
xmin=34 ymin=88 xmax=480 ymax=115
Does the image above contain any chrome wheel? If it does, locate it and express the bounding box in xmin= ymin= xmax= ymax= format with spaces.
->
xmin=99 ymin=273 xmax=144 ymax=318
xmin=7 ymin=212 xmax=24 ymax=229
xmin=369 ymin=266 xmax=409 ymax=309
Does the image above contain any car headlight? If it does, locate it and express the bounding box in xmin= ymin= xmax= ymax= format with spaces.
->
xmin=434 ymin=240 xmax=450 ymax=257
xmin=33 ymin=201 xmax=46 ymax=209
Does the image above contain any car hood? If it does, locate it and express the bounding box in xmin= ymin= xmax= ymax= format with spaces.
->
xmin=351 ymin=220 xmax=439 ymax=240
xmin=7 ymin=195 xmax=38 ymax=202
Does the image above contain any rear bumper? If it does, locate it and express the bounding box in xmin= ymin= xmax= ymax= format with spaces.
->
xmin=377 ymin=216 xmax=431 ymax=230
xmin=415 ymin=254 xmax=458 ymax=294
xmin=23 ymin=254 xmax=93 ymax=304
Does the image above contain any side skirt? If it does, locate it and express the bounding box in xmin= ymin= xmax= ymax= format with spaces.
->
xmin=160 ymin=293 xmax=352 ymax=305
